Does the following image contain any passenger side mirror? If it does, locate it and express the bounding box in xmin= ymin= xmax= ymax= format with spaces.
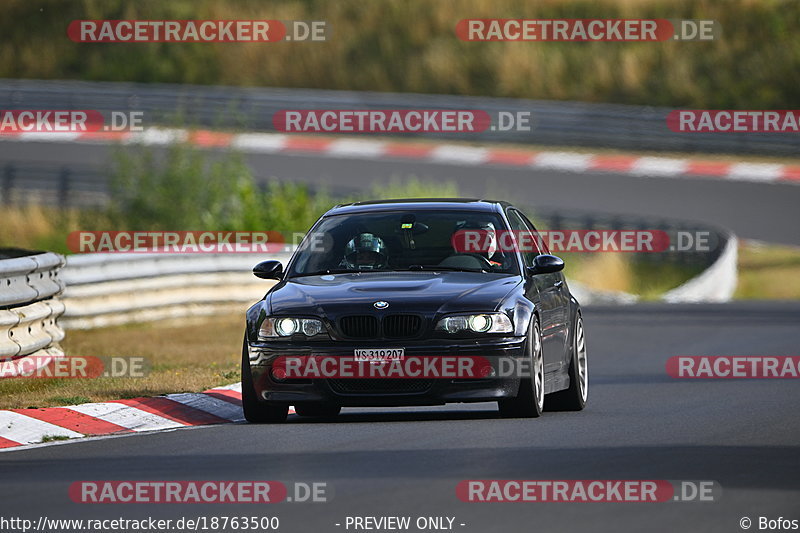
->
xmin=526 ymin=254 xmax=564 ymax=275
xmin=253 ymin=260 xmax=283 ymax=280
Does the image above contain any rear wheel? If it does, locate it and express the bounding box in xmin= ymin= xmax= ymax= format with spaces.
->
xmin=498 ymin=317 xmax=544 ymax=418
xmin=546 ymin=314 xmax=588 ymax=411
xmin=294 ymin=403 xmax=341 ymax=418
xmin=241 ymin=335 xmax=289 ymax=423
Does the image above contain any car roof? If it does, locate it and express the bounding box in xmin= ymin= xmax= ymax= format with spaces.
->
xmin=324 ymin=198 xmax=509 ymax=216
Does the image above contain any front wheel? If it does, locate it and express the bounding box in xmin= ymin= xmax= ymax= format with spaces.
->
xmin=546 ymin=313 xmax=588 ymax=411
xmin=241 ymin=335 xmax=289 ymax=423
xmin=498 ymin=317 xmax=544 ymax=418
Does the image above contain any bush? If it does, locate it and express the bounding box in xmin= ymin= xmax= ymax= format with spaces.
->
xmin=107 ymin=143 xmax=460 ymax=234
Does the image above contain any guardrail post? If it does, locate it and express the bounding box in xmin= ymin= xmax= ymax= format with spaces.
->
xmin=2 ymin=163 xmax=14 ymax=204
xmin=58 ymin=167 xmax=71 ymax=207
xmin=549 ymin=213 xmax=562 ymax=231
xmin=637 ymin=219 xmax=653 ymax=263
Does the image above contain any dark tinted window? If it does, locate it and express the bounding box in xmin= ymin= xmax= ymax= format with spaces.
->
xmin=506 ymin=209 xmax=541 ymax=267
xmin=288 ymin=210 xmax=520 ymax=276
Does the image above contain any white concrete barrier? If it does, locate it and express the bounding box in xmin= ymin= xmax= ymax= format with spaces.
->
xmin=61 ymin=252 xmax=292 ymax=329
xmin=0 ymin=251 xmax=66 ymax=375
xmin=663 ymin=234 xmax=738 ymax=303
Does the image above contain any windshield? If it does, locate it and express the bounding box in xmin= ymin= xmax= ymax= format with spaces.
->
xmin=287 ymin=210 xmax=520 ymax=277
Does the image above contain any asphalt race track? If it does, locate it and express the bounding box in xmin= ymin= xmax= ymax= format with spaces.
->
xmin=2 ymin=302 xmax=798 ymax=533
xmin=1 ymin=140 xmax=800 ymax=245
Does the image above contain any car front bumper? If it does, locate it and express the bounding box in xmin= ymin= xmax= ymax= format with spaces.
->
xmin=246 ymin=337 xmax=527 ymax=407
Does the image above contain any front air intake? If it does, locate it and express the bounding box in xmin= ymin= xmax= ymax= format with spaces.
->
xmin=382 ymin=314 xmax=423 ymax=338
xmin=339 ymin=315 xmax=379 ymax=338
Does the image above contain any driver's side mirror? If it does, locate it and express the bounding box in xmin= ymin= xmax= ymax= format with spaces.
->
xmin=253 ymin=260 xmax=283 ymax=280
xmin=526 ymin=254 xmax=564 ymax=275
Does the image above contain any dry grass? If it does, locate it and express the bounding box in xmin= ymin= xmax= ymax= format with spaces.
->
xmin=0 ymin=314 xmax=245 ymax=409
xmin=0 ymin=205 xmax=110 ymax=255
xmin=0 ymin=205 xmax=78 ymax=254
xmin=2 ymin=204 xmax=54 ymax=244
xmin=563 ymin=253 xmax=633 ymax=293
xmin=561 ymin=251 xmax=706 ymax=299
xmin=736 ymin=242 xmax=800 ymax=300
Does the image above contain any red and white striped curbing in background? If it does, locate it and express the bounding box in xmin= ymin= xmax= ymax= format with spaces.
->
xmin=1 ymin=127 xmax=799 ymax=184
xmin=0 ymin=383 xmax=292 ymax=451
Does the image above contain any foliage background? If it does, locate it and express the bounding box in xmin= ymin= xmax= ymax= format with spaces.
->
xmin=1 ymin=0 xmax=797 ymax=108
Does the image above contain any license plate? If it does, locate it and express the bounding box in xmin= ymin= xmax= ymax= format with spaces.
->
xmin=354 ymin=348 xmax=405 ymax=363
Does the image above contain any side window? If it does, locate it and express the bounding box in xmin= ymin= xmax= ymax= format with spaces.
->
xmin=517 ymin=210 xmax=550 ymax=254
xmin=506 ymin=209 xmax=539 ymax=267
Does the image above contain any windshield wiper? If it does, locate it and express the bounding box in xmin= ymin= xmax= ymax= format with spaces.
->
xmin=405 ymin=264 xmax=487 ymax=273
xmin=291 ymin=266 xmax=488 ymax=277
xmin=290 ymin=268 xmax=363 ymax=277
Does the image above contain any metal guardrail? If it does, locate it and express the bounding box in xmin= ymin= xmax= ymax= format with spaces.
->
xmin=0 ymin=250 xmax=66 ymax=376
xmin=61 ymin=252 xmax=293 ymax=329
xmin=1 ymin=163 xmax=109 ymax=207
xmin=1 ymin=78 xmax=797 ymax=156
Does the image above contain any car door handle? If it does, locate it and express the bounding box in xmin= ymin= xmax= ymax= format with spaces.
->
xmin=553 ymin=280 xmax=563 ymax=288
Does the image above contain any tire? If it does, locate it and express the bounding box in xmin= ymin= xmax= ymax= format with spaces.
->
xmin=241 ymin=335 xmax=289 ymax=423
xmin=498 ymin=317 xmax=544 ymax=418
xmin=546 ymin=313 xmax=588 ymax=411
xmin=294 ymin=403 xmax=341 ymax=418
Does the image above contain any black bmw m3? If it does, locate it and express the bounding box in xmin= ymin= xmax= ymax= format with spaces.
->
xmin=242 ymin=199 xmax=588 ymax=423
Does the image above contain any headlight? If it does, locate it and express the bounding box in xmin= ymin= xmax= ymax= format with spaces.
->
xmin=435 ymin=313 xmax=513 ymax=334
xmin=301 ymin=319 xmax=323 ymax=336
xmin=276 ymin=318 xmax=298 ymax=336
xmin=259 ymin=317 xmax=326 ymax=340
xmin=468 ymin=314 xmax=492 ymax=332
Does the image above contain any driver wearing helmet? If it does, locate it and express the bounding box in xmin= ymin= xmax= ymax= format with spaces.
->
xmin=342 ymin=233 xmax=388 ymax=270
xmin=455 ymin=220 xmax=503 ymax=267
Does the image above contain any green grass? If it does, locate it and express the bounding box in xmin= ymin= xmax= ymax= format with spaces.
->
xmin=40 ymin=435 xmax=72 ymax=443
xmin=46 ymin=395 xmax=92 ymax=406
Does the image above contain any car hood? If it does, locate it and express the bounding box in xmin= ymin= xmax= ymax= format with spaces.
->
xmin=267 ymin=272 xmax=521 ymax=318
